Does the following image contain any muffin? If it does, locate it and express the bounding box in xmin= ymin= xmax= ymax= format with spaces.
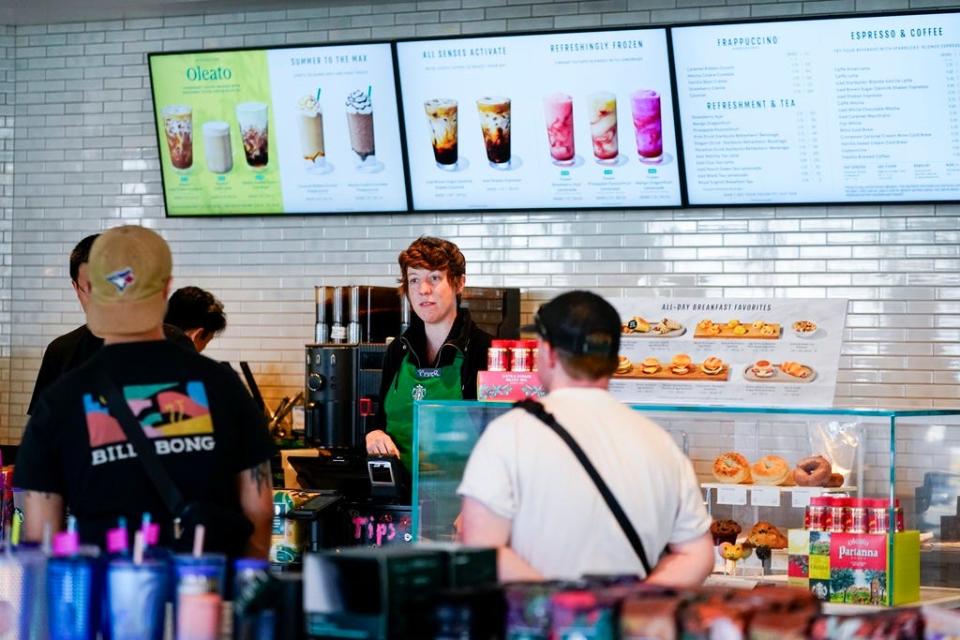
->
xmin=710 ymin=519 xmax=742 ymax=546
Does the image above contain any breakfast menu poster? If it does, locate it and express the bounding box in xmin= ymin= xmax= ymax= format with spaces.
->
xmin=149 ymin=43 xmax=408 ymax=216
xmin=607 ymin=298 xmax=848 ymax=408
xmin=396 ymin=29 xmax=682 ymax=210
xmin=672 ymin=13 xmax=960 ymax=205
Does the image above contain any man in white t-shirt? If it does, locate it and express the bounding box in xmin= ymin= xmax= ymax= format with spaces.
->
xmin=458 ymin=290 xmax=713 ymax=585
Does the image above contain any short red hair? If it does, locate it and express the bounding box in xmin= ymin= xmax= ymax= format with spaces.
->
xmin=398 ymin=236 xmax=466 ymax=297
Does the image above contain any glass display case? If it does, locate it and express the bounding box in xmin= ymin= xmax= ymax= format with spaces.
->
xmin=412 ymin=400 xmax=960 ymax=609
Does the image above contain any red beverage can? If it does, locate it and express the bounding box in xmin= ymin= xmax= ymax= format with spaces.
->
xmin=848 ymin=498 xmax=868 ymax=534
xmin=487 ymin=340 xmax=511 ymax=372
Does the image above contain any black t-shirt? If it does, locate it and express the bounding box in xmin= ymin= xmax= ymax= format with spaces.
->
xmin=27 ymin=324 xmax=195 ymax=415
xmin=27 ymin=325 xmax=102 ymax=415
xmin=14 ymin=340 xmax=274 ymax=551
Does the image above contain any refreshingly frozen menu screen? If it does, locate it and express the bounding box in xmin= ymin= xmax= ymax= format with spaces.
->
xmin=149 ymin=44 xmax=408 ymax=216
xmin=396 ymin=29 xmax=682 ymax=211
xmin=673 ymin=12 xmax=960 ymax=205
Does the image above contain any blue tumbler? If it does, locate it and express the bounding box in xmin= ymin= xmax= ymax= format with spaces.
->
xmin=104 ymin=558 xmax=169 ymax=640
xmin=47 ymin=554 xmax=97 ymax=640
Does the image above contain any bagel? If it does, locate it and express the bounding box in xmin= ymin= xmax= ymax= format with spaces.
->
xmin=701 ymin=356 xmax=724 ymax=376
xmin=751 ymin=455 xmax=791 ymax=486
xmin=793 ymin=455 xmax=832 ymax=487
xmin=713 ymin=452 xmax=752 ymax=484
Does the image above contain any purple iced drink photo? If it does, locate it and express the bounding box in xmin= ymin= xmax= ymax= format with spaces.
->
xmin=630 ymin=90 xmax=662 ymax=162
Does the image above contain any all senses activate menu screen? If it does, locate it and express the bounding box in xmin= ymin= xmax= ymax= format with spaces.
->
xmin=397 ymin=29 xmax=682 ymax=211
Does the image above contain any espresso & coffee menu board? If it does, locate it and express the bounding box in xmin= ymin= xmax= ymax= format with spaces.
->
xmin=672 ymin=12 xmax=960 ymax=205
xmin=150 ymin=43 xmax=408 ymax=216
xmin=396 ymin=29 xmax=682 ymax=211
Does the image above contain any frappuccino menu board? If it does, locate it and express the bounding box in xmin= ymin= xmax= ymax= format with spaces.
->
xmin=149 ymin=44 xmax=407 ymax=216
xmin=673 ymin=13 xmax=960 ymax=205
xmin=606 ymin=298 xmax=847 ymax=408
xmin=396 ymin=30 xmax=681 ymax=210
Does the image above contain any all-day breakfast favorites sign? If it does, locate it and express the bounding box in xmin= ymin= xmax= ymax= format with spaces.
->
xmin=396 ymin=29 xmax=682 ymax=211
xmin=607 ymin=298 xmax=847 ymax=408
xmin=672 ymin=12 xmax=960 ymax=205
xmin=149 ymin=43 xmax=408 ymax=216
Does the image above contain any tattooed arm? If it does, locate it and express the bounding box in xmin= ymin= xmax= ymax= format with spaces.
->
xmin=236 ymin=461 xmax=273 ymax=559
xmin=23 ymin=491 xmax=65 ymax=543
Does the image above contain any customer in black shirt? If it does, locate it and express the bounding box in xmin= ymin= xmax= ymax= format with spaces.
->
xmin=15 ymin=226 xmax=274 ymax=557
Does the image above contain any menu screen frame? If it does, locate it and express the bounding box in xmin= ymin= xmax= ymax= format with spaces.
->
xmin=148 ymin=40 xmax=412 ymax=218
xmin=671 ymin=9 xmax=960 ymax=208
xmin=395 ymin=26 xmax=689 ymax=213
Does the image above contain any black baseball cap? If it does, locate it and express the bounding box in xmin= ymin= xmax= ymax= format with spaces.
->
xmin=523 ymin=290 xmax=621 ymax=358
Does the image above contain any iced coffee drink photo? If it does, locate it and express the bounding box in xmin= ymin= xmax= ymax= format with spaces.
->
xmin=477 ymin=97 xmax=511 ymax=169
xmin=346 ymin=89 xmax=377 ymax=170
xmin=588 ymin=92 xmax=619 ymax=164
xmin=298 ymin=94 xmax=331 ymax=173
xmin=202 ymin=121 xmax=232 ymax=174
xmin=236 ymin=102 xmax=269 ymax=169
xmin=543 ymin=93 xmax=575 ymax=166
xmin=630 ymin=89 xmax=663 ymax=163
xmin=424 ymin=98 xmax=458 ymax=170
xmin=162 ymin=105 xmax=193 ymax=170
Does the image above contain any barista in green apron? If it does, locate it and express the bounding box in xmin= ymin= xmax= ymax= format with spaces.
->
xmin=366 ymin=237 xmax=492 ymax=481
xmin=382 ymin=351 xmax=464 ymax=471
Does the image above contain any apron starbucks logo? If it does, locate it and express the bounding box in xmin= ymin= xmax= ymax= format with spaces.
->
xmin=412 ymin=384 xmax=427 ymax=401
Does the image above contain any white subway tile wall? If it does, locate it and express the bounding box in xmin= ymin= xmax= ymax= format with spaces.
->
xmin=2 ymin=0 xmax=959 ymax=457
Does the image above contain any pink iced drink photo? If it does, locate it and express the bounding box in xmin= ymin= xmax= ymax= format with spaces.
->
xmin=543 ymin=93 xmax=574 ymax=165
xmin=630 ymin=89 xmax=663 ymax=161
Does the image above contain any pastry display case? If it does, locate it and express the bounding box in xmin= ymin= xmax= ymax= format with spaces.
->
xmin=411 ymin=401 xmax=960 ymax=611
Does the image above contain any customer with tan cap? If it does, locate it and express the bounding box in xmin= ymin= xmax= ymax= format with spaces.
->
xmin=27 ymin=233 xmax=193 ymax=415
xmin=15 ymin=225 xmax=275 ymax=558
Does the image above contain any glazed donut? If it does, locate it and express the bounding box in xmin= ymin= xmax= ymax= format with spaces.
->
xmin=713 ymin=452 xmax=752 ymax=484
xmin=751 ymin=455 xmax=791 ymax=486
xmin=793 ymin=455 xmax=832 ymax=487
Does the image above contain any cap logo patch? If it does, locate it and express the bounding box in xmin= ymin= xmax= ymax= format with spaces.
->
xmin=105 ymin=267 xmax=135 ymax=294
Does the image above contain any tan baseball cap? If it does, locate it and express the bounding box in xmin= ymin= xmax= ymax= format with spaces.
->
xmin=86 ymin=225 xmax=172 ymax=336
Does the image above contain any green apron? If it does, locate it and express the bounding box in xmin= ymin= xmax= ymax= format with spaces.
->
xmin=383 ymin=350 xmax=464 ymax=472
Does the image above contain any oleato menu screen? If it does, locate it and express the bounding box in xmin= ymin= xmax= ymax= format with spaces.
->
xmin=396 ymin=30 xmax=682 ymax=210
xmin=673 ymin=13 xmax=960 ymax=205
xmin=149 ymin=43 xmax=408 ymax=216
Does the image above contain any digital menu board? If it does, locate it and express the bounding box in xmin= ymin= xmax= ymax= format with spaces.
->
xmin=396 ymin=30 xmax=682 ymax=211
xmin=673 ymin=12 xmax=960 ymax=205
xmin=149 ymin=43 xmax=408 ymax=216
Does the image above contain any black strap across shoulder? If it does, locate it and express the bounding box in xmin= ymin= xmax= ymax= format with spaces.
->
xmin=514 ymin=398 xmax=654 ymax=577
xmin=97 ymin=371 xmax=186 ymax=519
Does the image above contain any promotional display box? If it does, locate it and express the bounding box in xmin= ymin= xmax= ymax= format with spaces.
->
xmin=787 ymin=529 xmax=920 ymax=606
xmin=477 ymin=371 xmax=545 ymax=402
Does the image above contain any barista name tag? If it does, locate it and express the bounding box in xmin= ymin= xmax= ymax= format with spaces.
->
xmin=416 ymin=368 xmax=441 ymax=379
